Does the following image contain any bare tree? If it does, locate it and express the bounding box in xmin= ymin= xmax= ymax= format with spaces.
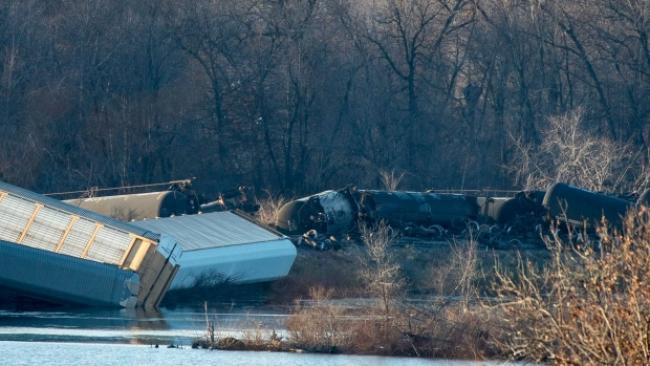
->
xmin=510 ymin=108 xmax=641 ymax=192
xmin=365 ymin=0 xmax=474 ymax=170
xmin=360 ymin=222 xmax=404 ymax=319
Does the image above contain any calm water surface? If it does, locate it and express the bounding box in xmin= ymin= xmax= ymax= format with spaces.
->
xmin=0 ymin=304 xmax=287 ymax=344
xmin=0 ymin=341 xmax=521 ymax=366
xmin=0 ymin=305 xmax=523 ymax=366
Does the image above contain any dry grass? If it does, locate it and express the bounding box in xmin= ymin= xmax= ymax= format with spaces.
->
xmin=284 ymin=223 xmax=497 ymax=358
xmin=379 ymin=169 xmax=406 ymax=191
xmin=255 ymin=195 xmax=288 ymax=227
xmin=193 ymin=302 xmax=288 ymax=352
xmin=269 ymin=225 xmax=552 ymax=359
xmin=284 ymin=289 xmax=496 ymax=358
xmin=285 ymin=287 xmax=411 ymax=355
xmin=285 ymin=287 xmax=354 ymax=353
xmin=489 ymin=208 xmax=650 ymax=365
xmin=194 ymin=211 xmax=650 ymax=362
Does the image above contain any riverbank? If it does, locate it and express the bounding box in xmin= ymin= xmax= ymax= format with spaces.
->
xmin=193 ymin=210 xmax=650 ymax=364
xmin=193 ymin=300 xmax=502 ymax=360
xmin=268 ymin=237 xmax=549 ymax=304
xmin=3 ymin=213 xmax=646 ymax=364
xmin=191 ymin=228 xmax=529 ymax=360
xmin=2 ymin=341 xmax=518 ymax=366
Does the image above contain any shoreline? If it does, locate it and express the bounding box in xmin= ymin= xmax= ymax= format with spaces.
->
xmin=0 ymin=340 xmax=522 ymax=366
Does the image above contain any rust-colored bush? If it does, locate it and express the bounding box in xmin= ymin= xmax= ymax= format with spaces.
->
xmin=491 ymin=208 xmax=650 ymax=365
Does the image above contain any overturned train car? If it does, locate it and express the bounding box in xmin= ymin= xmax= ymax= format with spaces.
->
xmin=0 ymin=181 xmax=182 ymax=309
xmin=136 ymin=211 xmax=297 ymax=290
xmin=276 ymin=189 xmax=487 ymax=236
xmin=59 ymin=188 xmax=298 ymax=291
xmin=276 ymin=188 xmax=547 ymax=237
xmin=542 ymin=183 xmax=631 ymax=228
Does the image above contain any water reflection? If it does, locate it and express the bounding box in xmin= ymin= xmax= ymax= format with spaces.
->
xmin=0 ymin=341 xmax=513 ymax=366
xmin=0 ymin=303 xmax=289 ymax=345
xmin=0 ymin=305 xmax=530 ymax=365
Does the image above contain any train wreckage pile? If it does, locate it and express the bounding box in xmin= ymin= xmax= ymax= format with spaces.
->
xmin=63 ymin=180 xmax=649 ymax=250
xmin=0 ymin=180 xmax=295 ymax=309
xmin=1 ymin=178 xmax=645 ymax=309
xmin=273 ymin=183 xmax=650 ymax=250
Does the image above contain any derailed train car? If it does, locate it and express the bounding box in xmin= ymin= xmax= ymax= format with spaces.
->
xmin=63 ymin=185 xmax=259 ymax=221
xmin=52 ymin=179 xmax=650 ymax=256
xmin=275 ymin=188 xmax=528 ymax=237
xmin=275 ymin=184 xmax=639 ymax=241
xmin=275 ymin=190 xmax=358 ymax=236
xmin=0 ymin=181 xmax=182 ymax=309
xmin=64 ymin=191 xmax=199 ymax=221
xmin=357 ymin=190 xmax=477 ymax=228
xmin=57 ymin=186 xmax=298 ymax=293
xmin=136 ymin=211 xmax=297 ymax=290
xmin=542 ymin=183 xmax=632 ymax=228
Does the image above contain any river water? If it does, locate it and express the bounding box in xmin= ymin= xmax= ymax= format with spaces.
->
xmin=0 ymin=304 xmax=287 ymax=344
xmin=0 ymin=341 xmax=521 ymax=366
xmin=0 ymin=305 xmax=521 ymax=366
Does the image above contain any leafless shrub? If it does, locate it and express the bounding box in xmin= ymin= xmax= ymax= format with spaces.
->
xmin=510 ymin=108 xmax=642 ymax=192
xmin=455 ymin=239 xmax=480 ymax=302
xmin=632 ymin=152 xmax=650 ymax=192
xmin=203 ymin=301 xmax=216 ymax=346
xmin=428 ymin=235 xmax=479 ymax=298
xmin=256 ymin=195 xmax=288 ymax=227
xmin=285 ymin=223 xmax=408 ymax=355
xmin=285 ymin=223 xmax=495 ymax=358
xmin=414 ymin=232 xmax=493 ymax=358
xmin=490 ymin=208 xmax=650 ymax=364
xmin=195 ymin=302 xmax=287 ymax=351
xmin=379 ymin=169 xmax=406 ymax=191
xmin=286 ymin=287 xmax=354 ymax=352
xmin=359 ymin=222 xmax=404 ymax=316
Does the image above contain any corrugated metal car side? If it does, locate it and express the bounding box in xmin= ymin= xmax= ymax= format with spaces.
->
xmin=0 ymin=239 xmax=139 ymax=307
xmin=0 ymin=182 xmax=183 ymax=309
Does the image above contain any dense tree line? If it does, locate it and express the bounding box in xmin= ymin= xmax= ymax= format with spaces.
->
xmin=1 ymin=0 xmax=648 ymax=196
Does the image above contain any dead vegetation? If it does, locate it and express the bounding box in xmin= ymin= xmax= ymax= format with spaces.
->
xmin=489 ymin=208 xmax=650 ymax=365
xmin=255 ymin=195 xmax=288 ymax=227
xmin=283 ymin=223 xmax=496 ymax=358
xmin=193 ymin=304 xmax=288 ymax=352
xmin=279 ymin=214 xmax=650 ymax=362
xmin=195 ymin=213 xmax=650 ymax=363
xmin=285 ymin=287 xmax=354 ymax=353
xmin=379 ymin=169 xmax=406 ymax=191
xmin=510 ymin=109 xmax=648 ymax=192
